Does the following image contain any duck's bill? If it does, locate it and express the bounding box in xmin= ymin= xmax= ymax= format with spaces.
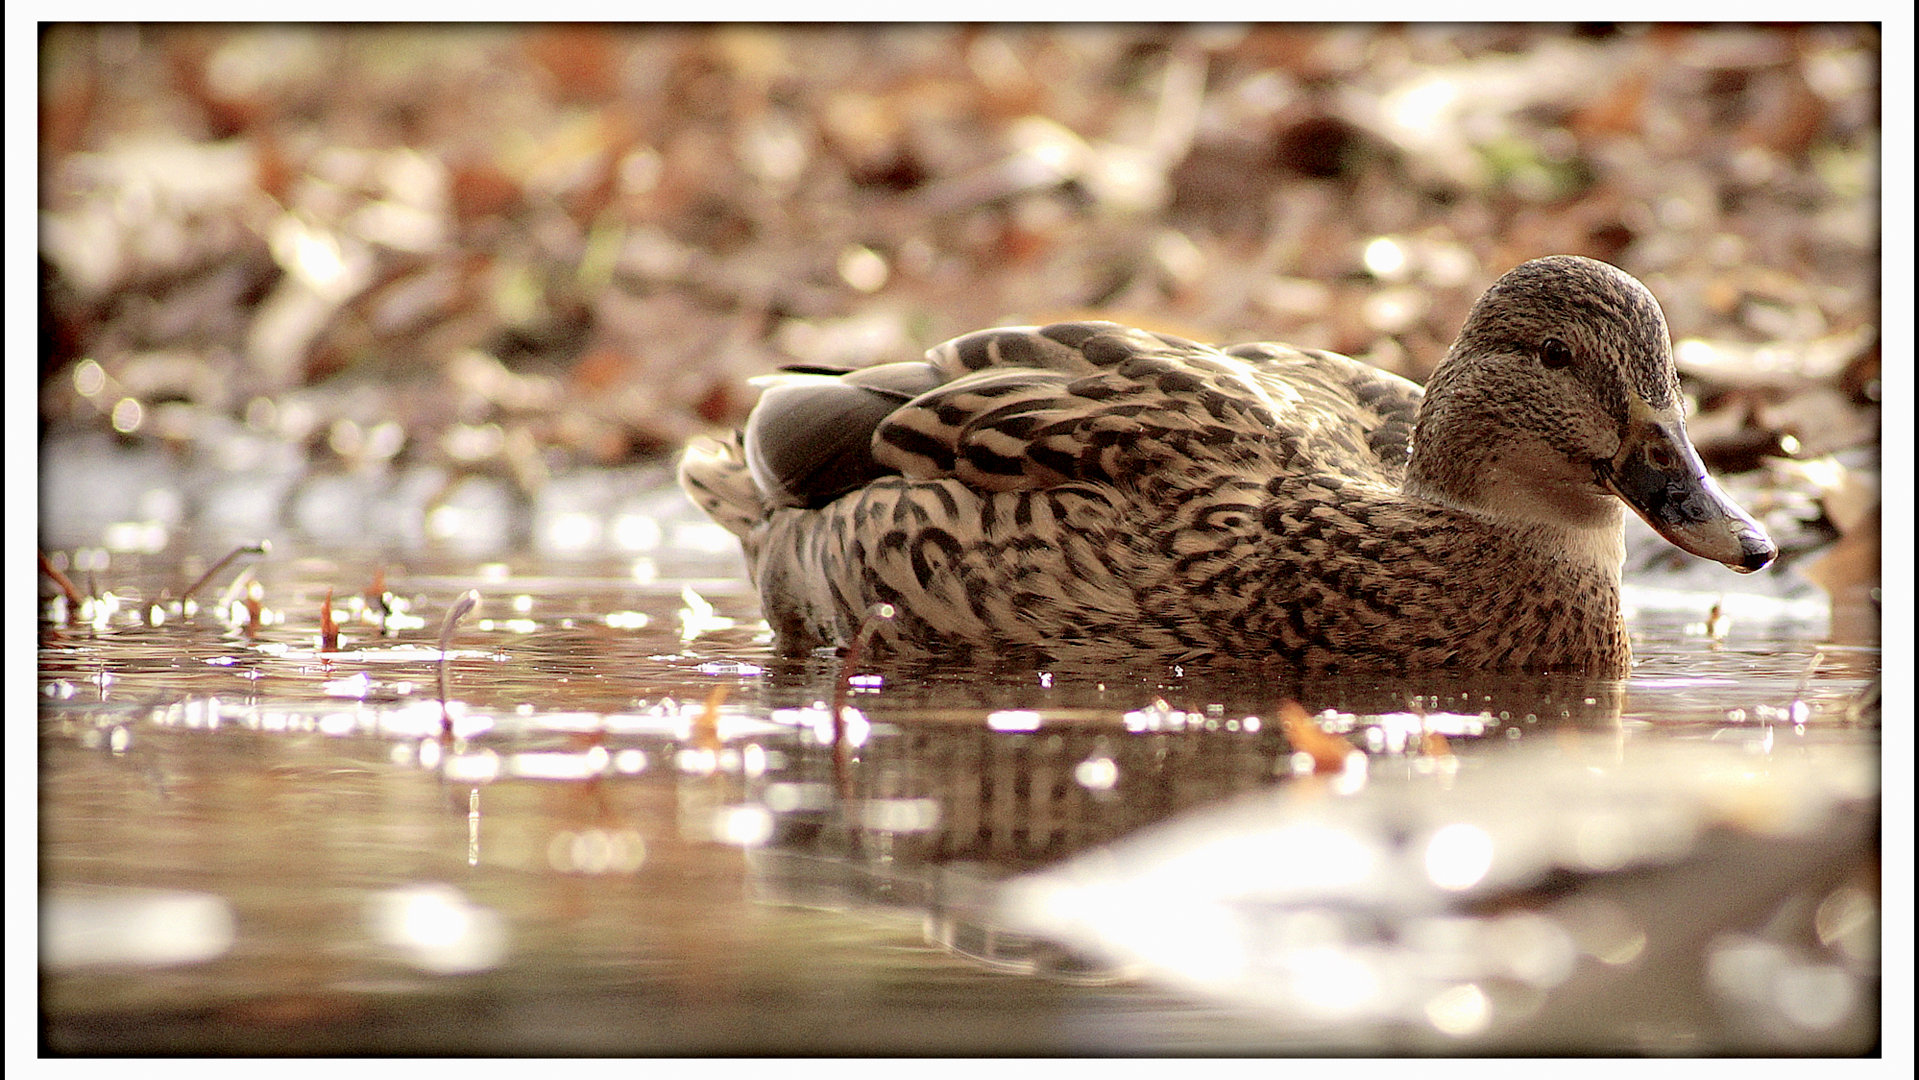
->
xmin=1603 ymin=419 xmax=1777 ymax=573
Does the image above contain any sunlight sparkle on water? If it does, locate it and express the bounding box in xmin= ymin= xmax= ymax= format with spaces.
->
xmin=679 ymin=585 xmax=735 ymax=642
xmin=102 ymin=520 xmax=170 ymax=553
xmin=612 ymin=512 xmax=663 ymax=551
xmin=544 ymin=510 xmax=602 ymax=552
xmin=713 ymin=805 xmax=776 ymax=847
xmin=43 ymin=888 xmax=236 ymax=969
xmin=374 ymin=698 xmax=460 ymax=738
xmin=1160 ymin=820 xmax=1379 ymax=901
xmin=777 ymin=706 xmax=869 ymax=748
xmin=1075 ymin=756 xmax=1119 ymax=790
xmin=443 ymin=749 xmax=501 ymax=783
xmin=1285 ymin=945 xmax=1383 ymax=1017
xmin=674 ymin=747 xmax=718 ymax=776
xmin=854 ymin=798 xmax=941 ymax=832
xmin=1425 ymin=823 xmax=1495 ymax=891
xmin=1424 ymin=982 xmax=1491 ymax=1036
xmin=547 ymin=828 xmax=647 ymax=874
xmin=509 ymin=748 xmax=609 ymax=780
xmin=367 ymin=884 xmax=506 ymax=974
xmin=1073 ymin=891 xmax=1251 ymax=987
xmin=765 ymin=782 xmax=834 ymax=813
xmin=318 ymin=711 xmax=361 ymax=737
xmin=1123 ymin=701 xmax=1199 ymax=732
xmin=323 ymin=671 xmax=373 ymax=698
xmin=987 ymin=709 xmax=1043 ymax=732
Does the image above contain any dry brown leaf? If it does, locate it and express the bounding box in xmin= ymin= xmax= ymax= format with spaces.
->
xmin=1278 ymin=700 xmax=1361 ymax=776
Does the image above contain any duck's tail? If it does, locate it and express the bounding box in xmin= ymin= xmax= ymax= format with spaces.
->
xmin=678 ymin=434 xmax=764 ymax=539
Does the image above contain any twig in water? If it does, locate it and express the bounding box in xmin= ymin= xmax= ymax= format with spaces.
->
xmin=182 ymin=540 xmax=271 ymax=604
xmin=693 ymin=685 xmax=729 ymax=754
xmin=1789 ymin=649 xmax=1827 ymax=727
xmin=319 ymin=589 xmax=339 ymax=652
xmin=365 ymin=567 xmax=393 ymax=635
xmin=438 ymin=589 xmax=482 ymax=736
xmin=242 ymin=580 xmax=264 ymax=639
xmin=1794 ymin=649 xmax=1827 ymax=700
xmin=39 ymin=552 xmax=85 ymax=611
xmin=830 ymin=603 xmax=895 ymax=798
xmin=1845 ymin=678 xmax=1880 ymax=725
xmin=214 ymin=567 xmax=262 ymax=622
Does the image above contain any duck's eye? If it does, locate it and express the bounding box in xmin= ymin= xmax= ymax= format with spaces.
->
xmin=1539 ymin=338 xmax=1575 ymax=369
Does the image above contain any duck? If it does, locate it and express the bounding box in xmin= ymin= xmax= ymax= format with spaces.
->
xmin=679 ymin=255 xmax=1776 ymax=676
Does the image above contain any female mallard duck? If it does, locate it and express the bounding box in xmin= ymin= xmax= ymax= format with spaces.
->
xmin=680 ymin=256 xmax=1775 ymax=675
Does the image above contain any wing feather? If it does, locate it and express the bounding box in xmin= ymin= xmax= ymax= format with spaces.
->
xmin=741 ymin=320 xmax=1427 ymax=510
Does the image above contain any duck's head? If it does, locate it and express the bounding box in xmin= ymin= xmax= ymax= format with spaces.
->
xmin=1405 ymin=255 xmax=1775 ymax=573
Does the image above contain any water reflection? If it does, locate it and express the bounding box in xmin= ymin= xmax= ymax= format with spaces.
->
xmin=993 ymin=738 xmax=1875 ymax=1050
xmin=38 ymin=543 xmax=1878 ymax=1053
xmin=366 ymin=883 xmax=508 ymax=974
xmin=43 ymin=887 xmax=237 ymax=969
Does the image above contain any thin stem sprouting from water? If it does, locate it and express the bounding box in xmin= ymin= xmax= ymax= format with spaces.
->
xmin=1788 ymin=649 xmax=1827 ymax=727
xmin=39 ymin=552 xmax=85 ymax=611
xmin=830 ymin=603 xmax=894 ymax=799
xmin=182 ymin=540 xmax=272 ymax=605
xmin=319 ymin=589 xmax=339 ymax=652
xmin=438 ymin=589 xmax=482 ymax=734
xmin=1793 ymin=650 xmax=1826 ymax=700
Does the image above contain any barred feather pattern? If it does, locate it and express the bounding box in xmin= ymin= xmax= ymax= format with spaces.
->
xmin=681 ymin=320 xmax=1630 ymax=673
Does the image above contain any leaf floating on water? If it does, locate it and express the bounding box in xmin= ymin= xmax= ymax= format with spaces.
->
xmin=1278 ymin=700 xmax=1362 ymax=777
xmin=692 ymin=685 xmax=729 ymax=754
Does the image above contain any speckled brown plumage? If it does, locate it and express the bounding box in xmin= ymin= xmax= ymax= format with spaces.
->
xmin=680 ymin=256 xmax=1776 ymax=675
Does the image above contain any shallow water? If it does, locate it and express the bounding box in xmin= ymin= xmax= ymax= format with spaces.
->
xmin=37 ymin=511 xmax=1879 ymax=1054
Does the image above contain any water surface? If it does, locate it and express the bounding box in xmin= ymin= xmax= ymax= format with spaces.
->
xmin=38 ymin=527 xmax=1878 ymax=1054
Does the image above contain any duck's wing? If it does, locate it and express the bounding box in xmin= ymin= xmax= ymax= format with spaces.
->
xmin=875 ymin=322 xmax=1424 ymax=492
xmin=1221 ymin=341 xmax=1423 ymax=482
xmin=742 ymin=321 xmax=1215 ymax=507
xmin=737 ymin=320 xmax=1425 ymax=512
xmin=742 ymin=360 xmax=944 ymax=509
xmin=868 ymin=322 xmax=1295 ymax=494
